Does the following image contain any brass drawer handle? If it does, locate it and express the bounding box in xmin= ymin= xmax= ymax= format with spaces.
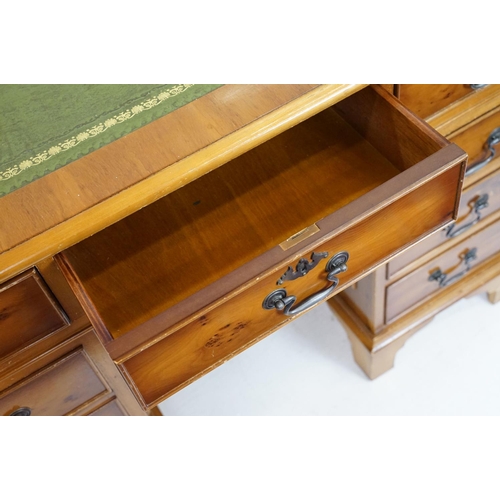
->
xmin=470 ymin=84 xmax=488 ymax=90
xmin=445 ymin=194 xmax=489 ymax=238
xmin=263 ymin=252 xmax=349 ymax=316
xmin=466 ymin=127 xmax=500 ymax=177
xmin=428 ymin=248 xmax=477 ymax=288
xmin=9 ymin=407 xmax=32 ymax=416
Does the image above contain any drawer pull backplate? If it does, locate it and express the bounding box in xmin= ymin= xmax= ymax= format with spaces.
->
xmin=264 ymin=252 xmax=349 ymax=316
xmin=428 ymin=248 xmax=477 ymax=288
xmin=276 ymin=251 xmax=329 ymax=285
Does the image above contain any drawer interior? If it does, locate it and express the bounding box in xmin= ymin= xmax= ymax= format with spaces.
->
xmin=60 ymin=86 xmax=448 ymax=341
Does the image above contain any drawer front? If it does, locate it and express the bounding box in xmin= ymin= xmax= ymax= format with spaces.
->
xmin=385 ymin=217 xmax=500 ymax=323
xmin=87 ymin=398 xmax=126 ymax=416
xmin=55 ymin=86 xmax=466 ymax=408
xmin=0 ymin=349 xmax=109 ymax=416
xmin=450 ymin=107 xmax=500 ymax=177
xmin=388 ymin=165 xmax=500 ymax=278
xmin=121 ymin=165 xmax=463 ymax=408
xmin=0 ymin=268 xmax=68 ymax=360
xmin=399 ymin=84 xmax=479 ymax=119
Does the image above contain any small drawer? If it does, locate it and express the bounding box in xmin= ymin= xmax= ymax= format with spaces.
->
xmin=385 ymin=216 xmax=500 ymax=323
xmin=388 ymin=165 xmax=500 ymax=278
xmin=0 ymin=268 xmax=69 ymax=360
xmin=0 ymin=349 xmax=109 ymax=416
xmin=398 ymin=84 xmax=485 ymax=119
xmin=56 ymin=85 xmax=466 ymax=408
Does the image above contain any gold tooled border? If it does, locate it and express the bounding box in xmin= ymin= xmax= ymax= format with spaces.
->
xmin=0 ymin=84 xmax=194 ymax=182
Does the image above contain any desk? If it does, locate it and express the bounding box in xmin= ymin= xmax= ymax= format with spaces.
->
xmin=0 ymin=84 xmax=467 ymax=414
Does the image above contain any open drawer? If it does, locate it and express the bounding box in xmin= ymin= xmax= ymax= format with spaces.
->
xmin=55 ymin=85 xmax=466 ymax=409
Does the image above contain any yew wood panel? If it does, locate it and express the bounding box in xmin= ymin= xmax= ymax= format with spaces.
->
xmin=335 ymin=85 xmax=448 ymax=170
xmin=398 ymin=84 xmax=476 ymax=119
xmin=120 ymin=164 xmax=463 ymax=408
xmin=428 ymin=85 xmax=500 ymax=137
xmin=0 ymin=268 xmax=68 ymax=360
xmin=0 ymin=349 xmax=109 ymax=416
xmin=0 ymin=326 xmax=147 ymax=416
xmin=339 ymin=266 xmax=386 ymax=333
xmin=387 ymin=165 xmax=500 ymax=279
xmin=385 ymin=216 xmax=500 ymax=323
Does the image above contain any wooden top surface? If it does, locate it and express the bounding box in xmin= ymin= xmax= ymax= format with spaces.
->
xmin=0 ymin=84 xmax=222 ymax=197
xmin=0 ymin=84 xmax=366 ymax=282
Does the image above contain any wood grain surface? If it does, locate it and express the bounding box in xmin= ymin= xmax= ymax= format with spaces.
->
xmin=87 ymin=398 xmax=127 ymax=416
xmin=388 ymin=165 xmax=500 ymax=279
xmin=55 ymin=87 xmax=465 ymax=366
xmin=0 ymin=348 xmax=108 ymax=416
xmin=335 ymin=86 xmax=448 ymax=170
xmin=118 ymin=160 xmax=463 ymax=407
xmin=399 ymin=84 xmax=475 ymax=119
xmin=0 ymin=326 xmax=147 ymax=415
xmin=59 ymin=87 xmax=464 ymax=346
xmin=428 ymin=85 xmax=500 ymax=136
xmin=61 ymin=102 xmax=401 ymax=339
xmin=0 ymin=268 xmax=68 ymax=360
xmin=450 ymin=107 xmax=500 ymax=173
xmin=0 ymin=84 xmax=366 ymax=284
xmin=386 ymin=216 xmax=500 ymax=323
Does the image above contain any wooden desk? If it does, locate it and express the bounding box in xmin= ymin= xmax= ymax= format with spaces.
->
xmin=0 ymin=84 xmax=467 ymax=414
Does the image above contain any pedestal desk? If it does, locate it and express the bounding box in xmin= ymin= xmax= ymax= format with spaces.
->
xmin=0 ymin=84 xmax=477 ymax=415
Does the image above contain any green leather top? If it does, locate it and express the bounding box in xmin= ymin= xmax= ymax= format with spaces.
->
xmin=0 ymin=84 xmax=222 ymax=197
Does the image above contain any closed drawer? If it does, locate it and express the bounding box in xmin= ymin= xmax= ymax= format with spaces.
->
xmin=87 ymin=398 xmax=126 ymax=416
xmin=0 ymin=349 xmax=109 ymax=416
xmin=56 ymin=85 xmax=466 ymax=408
xmin=0 ymin=268 xmax=68 ymax=360
xmin=388 ymin=164 xmax=500 ymax=278
xmin=450 ymin=107 xmax=500 ymax=178
xmin=399 ymin=84 xmax=486 ymax=119
xmin=386 ymin=216 xmax=500 ymax=323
